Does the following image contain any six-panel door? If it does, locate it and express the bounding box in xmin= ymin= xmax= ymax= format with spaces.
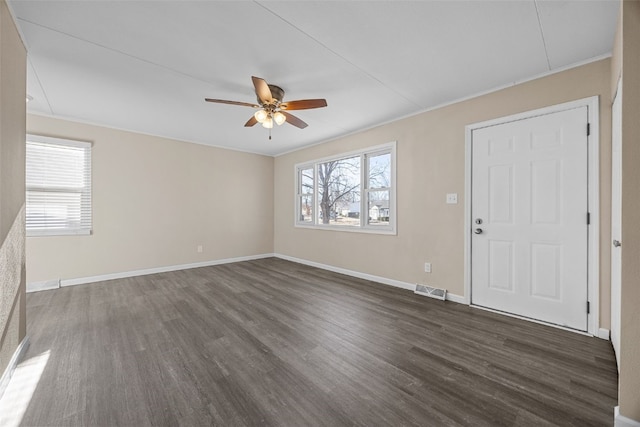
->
xmin=471 ymin=107 xmax=589 ymax=331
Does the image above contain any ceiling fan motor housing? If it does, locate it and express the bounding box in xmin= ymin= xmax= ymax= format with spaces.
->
xmin=261 ymin=84 xmax=285 ymax=105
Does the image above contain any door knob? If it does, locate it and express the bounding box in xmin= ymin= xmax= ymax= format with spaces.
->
xmin=474 ymin=228 xmax=483 ymax=234
xmin=613 ymin=239 xmax=621 ymax=247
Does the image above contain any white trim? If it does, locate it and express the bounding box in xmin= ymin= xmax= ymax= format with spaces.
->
xmin=444 ymin=292 xmax=465 ymax=304
xmin=610 ymin=76 xmax=623 ymax=370
xmin=598 ymin=328 xmax=610 ymax=340
xmin=293 ymin=224 xmax=397 ymax=235
xmin=615 ymin=407 xmax=640 ymax=427
xmin=26 ymin=279 xmax=60 ymax=293
xmin=26 ymin=229 xmax=91 ymax=238
xmin=587 ymin=96 xmax=601 ymax=338
xmin=27 ymin=133 xmax=92 ymax=148
xmin=274 ymin=253 xmax=464 ymax=303
xmin=26 ymin=252 xmax=466 ymax=304
xmin=26 ymin=54 xmax=610 ymax=159
xmin=464 ymin=96 xmax=600 ymax=336
xmin=464 ymin=125 xmax=473 ymax=305
xmin=294 ymin=142 xmax=396 ymax=170
xmin=27 ymin=254 xmax=275 ymax=291
xmin=275 ymin=54 xmax=611 ymax=157
xmin=0 ymin=337 xmax=30 ymax=402
xmin=27 ymin=112 xmax=272 ymax=157
xmin=464 ymin=96 xmax=598 ymax=130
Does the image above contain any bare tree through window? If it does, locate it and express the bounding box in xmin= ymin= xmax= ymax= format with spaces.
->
xmin=295 ymin=143 xmax=395 ymax=231
xmin=318 ymin=156 xmax=360 ymax=225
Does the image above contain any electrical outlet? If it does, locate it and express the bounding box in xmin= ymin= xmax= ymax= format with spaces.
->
xmin=446 ymin=193 xmax=458 ymax=204
xmin=424 ymin=262 xmax=432 ymax=273
xmin=197 ymin=245 xmax=203 ymax=253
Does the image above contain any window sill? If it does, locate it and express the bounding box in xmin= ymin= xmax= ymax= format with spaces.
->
xmin=294 ymin=223 xmax=396 ymax=235
xmin=27 ymin=229 xmax=92 ymax=237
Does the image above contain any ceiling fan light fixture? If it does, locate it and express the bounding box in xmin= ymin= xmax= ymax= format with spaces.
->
xmin=262 ymin=117 xmax=274 ymax=129
xmin=274 ymin=111 xmax=286 ymax=126
xmin=254 ymin=109 xmax=268 ymax=123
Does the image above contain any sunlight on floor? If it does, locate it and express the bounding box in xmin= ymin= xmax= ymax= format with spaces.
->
xmin=0 ymin=350 xmax=50 ymax=427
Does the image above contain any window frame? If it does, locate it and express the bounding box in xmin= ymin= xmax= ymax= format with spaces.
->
xmin=26 ymin=134 xmax=93 ymax=237
xmin=294 ymin=141 xmax=396 ymax=235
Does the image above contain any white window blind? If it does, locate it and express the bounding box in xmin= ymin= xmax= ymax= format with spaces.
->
xmin=26 ymin=135 xmax=92 ymax=236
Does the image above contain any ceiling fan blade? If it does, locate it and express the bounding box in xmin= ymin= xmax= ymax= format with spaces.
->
xmin=280 ymin=99 xmax=327 ymax=110
xmin=252 ymin=76 xmax=273 ymax=105
xmin=244 ymin=116 xmax=258 ymax=127
xmin=281 ymin=111 xmax=308 ymax=129
xmin=205 ymin=98 xmax=260 ymax=108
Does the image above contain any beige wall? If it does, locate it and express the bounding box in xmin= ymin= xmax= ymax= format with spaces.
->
xmin=616 ymin=1 xmax=640 ymax=421
xmin=0 ymin=0 xmax=26 ymax=377
xmin=27 ymin=115 xmax=274 ymax=283
xmin=275 ymin=59 xmax=612 ymax=329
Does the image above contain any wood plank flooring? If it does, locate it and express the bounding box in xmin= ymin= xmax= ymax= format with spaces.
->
xmin=13 ymin=258 xmax=617 ymax=426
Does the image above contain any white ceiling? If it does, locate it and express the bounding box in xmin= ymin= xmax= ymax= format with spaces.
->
xmin=10 ymin=1 xmax=619 ymax=156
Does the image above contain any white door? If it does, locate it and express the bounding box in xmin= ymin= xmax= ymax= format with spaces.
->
xmin=611 ymin=79 xmax=622 ymax=368
xmin=471 ymin=107 xmax=589 ymax=331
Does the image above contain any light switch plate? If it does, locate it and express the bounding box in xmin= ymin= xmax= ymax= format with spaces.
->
xmin=446 ymin=193 xmax=458 ymax=204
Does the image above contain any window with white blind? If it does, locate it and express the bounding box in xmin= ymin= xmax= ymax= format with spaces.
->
xmin=26 ymin=135 xmax=92 ymax=236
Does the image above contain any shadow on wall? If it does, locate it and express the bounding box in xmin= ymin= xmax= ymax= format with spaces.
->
xmin=0 ymin=205 xmax=26 ymax=373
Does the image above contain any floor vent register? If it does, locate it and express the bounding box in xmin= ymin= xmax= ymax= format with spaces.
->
xmin=414 ymin=284 xmax=447 ymax=301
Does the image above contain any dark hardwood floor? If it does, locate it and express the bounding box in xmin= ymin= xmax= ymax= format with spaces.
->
xmin=16 ymin=258 xmax=617 ymax=426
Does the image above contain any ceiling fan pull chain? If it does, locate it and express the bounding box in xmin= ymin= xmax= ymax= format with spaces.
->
xmin=269 ymin=127 xmax=272 ymax=140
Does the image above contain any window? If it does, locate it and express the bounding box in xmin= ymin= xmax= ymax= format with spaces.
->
xmin=295 ymin=142 xmax=396 ymax=233
xmin=26 ymin=135 xmax=92 ymax=236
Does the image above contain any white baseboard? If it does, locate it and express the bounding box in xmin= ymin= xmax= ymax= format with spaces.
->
xmin=26 ymin=254 xmax=605 ymax=341
xmin=444 ymin=292 xmax=466 ymax=304
xmin=0 ymin=336 xmax=30 ymax=401
xmin=27 ymin=253 xmax=275 ymax=292
xmin=26 ymin=279 xmax=60 ymax=293
xmin=274 ymin=253 xmax=465 ymax=304
xmin=616 ymin=406 xmax=640 ymax=427
xmin=26 ymin=253 xmax=465 ymax=304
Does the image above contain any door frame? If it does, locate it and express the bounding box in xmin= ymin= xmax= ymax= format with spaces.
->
xmin=611 ymin=78 xmax=622 ymax=364
xmin=463 ymin=96 xmax=600 ymax=336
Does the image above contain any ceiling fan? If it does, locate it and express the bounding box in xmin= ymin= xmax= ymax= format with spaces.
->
xmin=205 ymin=76 xmax=327 ymax=138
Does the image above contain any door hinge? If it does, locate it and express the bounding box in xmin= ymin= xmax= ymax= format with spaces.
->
xmin=587 ymin=301 xmax=590 ymax=314
xmin=587 ymin=123 xmax=591 ymax=136
xmin=587 ymin=212 xmax=591 ymax=225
